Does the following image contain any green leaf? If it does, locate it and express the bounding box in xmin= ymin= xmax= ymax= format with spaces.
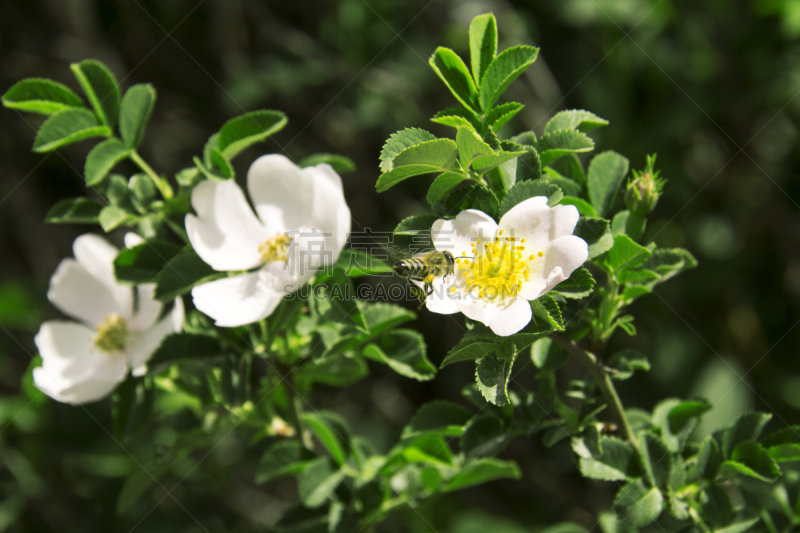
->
xmin=542 ymin=169 xmax=583 ymax=197
xmin=605 ymin=349 xmax=650 ymax=381
xmin=514 ymin=145 xmax=542 ymax=181
xmin=711 ymin=519 xmax=760 ymax=533
xmin=498 ymin=180 xmax=562 ymax=218
xmin=98 ymin=205 xmax=137 ymax=232
xmin=375 ymin=139 xmax=459 ymax=192
xmin=479 ymin=45 xmax=539 ymax=110
xmin=534 ymin=129 xmax=594 ymax=167
xmin=426 ymin=172 xmax=468 ymax=205
xmin=301 ymin=412 xmax=350 ymax=466
xmin=429 ymin=47 xmax=480 ymax=112
xmin=486 ymin=102 xmax=524 ymax=131
xmin=587 ymin=151 xmax=630 ymax=217
xmin=360 ymin=302 xmax=416 ymax=337
xmin=217 ymin=110 xmax=287 ymax=159
xmin=473 ymin=150 xmax=525 ymax=175
xmin=438 ymin=182 xmax=500 ymax=219
xmin=640 ymin=433 xmax=672 ymax=489
xmin=531 ymin=295 xmax=564 ymax=331
xmin=723 ymin=411 xmax=773 ymax=457
xmin=70 ymin=59 xmax=120 ymax=127
xmin=573 ymin=435 xmax=640 ymax=481
xmin=148 ymin=333 xmax=223 ymax=369
xmin=298 ymin=153 xmax=356 ymax=173
xmin=604 ymin=234 xmax=651 ymax=272
xmin=363 ymin=329 xmax=436 ymax=381
xmin=441 ymin=338 xmax=499 ymax=368
xmin=461 ymin=415 xmax=510 ymax=457
xmin=380 ymin=128 xmax=437 ymax=172
xmin=531 ymin=337 xmax=569 ymax=371
xmin=402 ymin=401 xmax=472 ymax=440
xmin=762 ymin=426 xmax=800 ymax=447
xmin=297 ymin=457 xmax=345 ymax=508
xmin=129 ymin=174 xmax=155 ymax=207
xmin=255 ymin=441 xmax=315 ymax=484
xmin=552 ymin=267 xmax=596 ymax=299
xmin=32 ymin=108 xmax=110 ymax=152
xmin=554 ymin=153 xmax=587 ymax=187
xmin=153 ymin=248 xmax=221 ymax=302
xmin=690 ymin=438 xmax=722 ymax=482
xmin=119 ymin=84 xmax=156 ymax=148
xmin=442 ymin=458 xmax=521 ymax=491
xmin=334 ymin=249 xmax=392 ymax=277
xmin=475 ymin=352 xmax=515 ymax=406
xmin=544 ymin=109 xmax=609 ymax=135
xmin=720 ymin=441 xmax=780 ymax=481
xmin=614 ymin=480 xmax=663 ymax=527
xmin=394 ymin=214 xmax=438 ymax=236
xmin=295 ymin=353 xmax=368 ymax=388
xmin=45 ymin=198 xmax=104 ymax=224
xmin=702 ymin=484 xmax=733 ymax=526
xmin=666 ymin=399 xmax=712 ymax=436
xmin=511 ymin=131 xmax=537 ymax=146
xmin=2 ymin=78 xmax=84 ymax=115
xmin=469 ymin=13 xmax=497 ymax=84
xmin=84 ymin=138 xmax=131 ymax=185
xmin=768 ymin=443 xmax=800 ymax=462
xmin=431 ymin=108 xmax=482 ymax=131
xmin=637 ymin=248 xmax=698 ymax=287
xmin=457 ymin=126 xmax=495 ymax=168
xmin=113 ymin=241 xmax=183 ymax=284
xmin=273 ymin=505 xmax=329 ymax=533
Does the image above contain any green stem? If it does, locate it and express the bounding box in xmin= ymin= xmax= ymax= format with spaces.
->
xmin=278 ymin=364 xmax=312 ymax=448
xmin=131 ymin=150 xmax=173 ymax=200
xmin=162 ymin=216 xmax=189 ymax=243
xmin=554 ymin=333 xmax=638 ymax=449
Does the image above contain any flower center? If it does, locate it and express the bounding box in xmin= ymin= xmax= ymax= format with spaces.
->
xmin=454 ymin=230 xmax=543 ymax=301
xmin=259 ymin=233 xmax=291 ymax=264
xmin=94 ymin=314 xmax=129 ymax=353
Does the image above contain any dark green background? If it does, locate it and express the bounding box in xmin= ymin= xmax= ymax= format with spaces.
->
xmin=1 ymin=0 xmax=799 ymax=531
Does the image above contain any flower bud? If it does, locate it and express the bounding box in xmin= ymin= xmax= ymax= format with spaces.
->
xmin=624 ymin=155 xmax=664 ymax=215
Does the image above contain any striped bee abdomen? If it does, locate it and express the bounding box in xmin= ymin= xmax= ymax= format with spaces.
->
xmin=393 ymin=258 xmax=430 ymax=278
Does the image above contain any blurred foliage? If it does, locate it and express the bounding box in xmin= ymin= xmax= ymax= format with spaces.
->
xmin=1 ymin=0 xmax=800 ymax=531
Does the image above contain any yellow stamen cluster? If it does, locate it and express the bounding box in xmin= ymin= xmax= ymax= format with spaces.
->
xmin=259 ymin=233 xmax=291 ymax=264
xmin=94 ymin=314 xmax=129 ymax=353
xmin=454 ymin=230 xmax=542 ymax=301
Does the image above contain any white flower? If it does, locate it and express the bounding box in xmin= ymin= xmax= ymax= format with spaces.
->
xmin=33 ymin=234 xmax=184 ymax=404
xmin=185 ymin=154 xmax=351 ymax=327
xmin=422 ymin=197 xmax=589 ymax=336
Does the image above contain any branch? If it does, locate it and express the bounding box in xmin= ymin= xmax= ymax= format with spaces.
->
xmin=553 ymin=333 xmax=638 ymax=449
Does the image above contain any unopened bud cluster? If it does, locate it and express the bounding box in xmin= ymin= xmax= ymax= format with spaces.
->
xmin=624 ymin=154 xmax=665 ymax=215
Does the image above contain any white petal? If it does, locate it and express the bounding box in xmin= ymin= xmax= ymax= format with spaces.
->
xmin=128 ymin=284 xmax=161 ymax=331
xmin=126 ymin=314 xmax=175 ymax=377
xmin=283 ymin=227 xmax=346 ymax=286
xmin=127 ymin=296 xmax=184 ymax=376
xmin=124 ymin=232 xmax=144 ymax=248
xmin=171 ymin=296 xmax=185 ymax=332
xmin=248 ymin=156 xmax=351 ymax=261
xmin=33 ymin=321 xmax=127 ymax=404
xmin=542 ymin=235 xmax=589 ymax=292
xmin=247 ymin=155 xmax=312 ymax=232
xmin=518 ymin=277 xmax=548 ymax=301
xmin=499 ymin=198 xmax=580 ymax=250
xmin=413 ymin=278 xmax=460 ymax=315
xmin=304 ymin=163 xmax=351 ymax=258
xmin=72 ymin=234 xmax=132 ymax=315
xmin=191 ymin=269 xmax=286 ymax=327
xmin=456 ymin=295 xmax=532 ymax=336
xmin=432 ymin=210 xmax=498 ymax=259
xmin=185 ymin=180 xmax=269 ymax=271
xmin=48 ymin=259 xmax=131 ymax=327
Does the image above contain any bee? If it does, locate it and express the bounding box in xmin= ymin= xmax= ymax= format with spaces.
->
xmin=392 ymin=250 xmax=456 ymax=299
